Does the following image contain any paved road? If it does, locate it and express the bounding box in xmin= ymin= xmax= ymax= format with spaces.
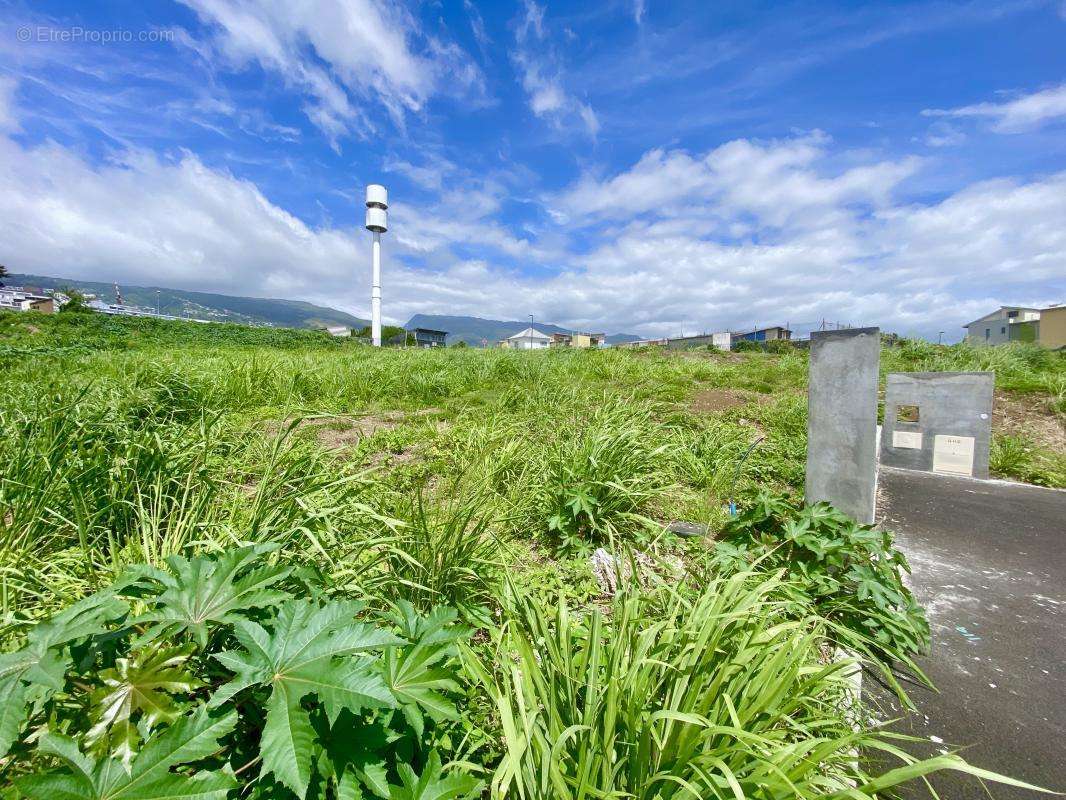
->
xmin=876 ymin=467 xmax=1066 ymax=799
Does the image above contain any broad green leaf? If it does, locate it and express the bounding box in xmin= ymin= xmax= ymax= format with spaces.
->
xmin=0 ymin=674 xmax=28 ymax=760
xmin=381 ymin=604 xmax=465 ymax=736
xmin=262 ymin=684 xmax=316 ymax=799
xmin=17 ymin=707 xmax=237 ymax=800
xmin=0 ymin=590 xmax=126 ymax=759
xmin=211 ymin=600 xmax=401 ymax=798
xmin=388 ymin=752 xmax=478 ymax=800
xmin=85 ymin=644 xmax=202 ymax=766
xmin=126 ymin=544 xmax=292 ymax=648
xmin=316 ymin=715 xmax=391 ymax=800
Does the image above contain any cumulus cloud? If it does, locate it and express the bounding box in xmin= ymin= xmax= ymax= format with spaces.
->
xmin=0 ymin=96 xmax=1062 ymax=340
xmin=177 ymin=0 xmax=485 ymax=145
xmin=557 ymin=134 xmax=921 ymax=231
xmin=511 ymin=0 xmax=599 ymax=138
xmin=923 ymin=83 xmax=1066 ymax=133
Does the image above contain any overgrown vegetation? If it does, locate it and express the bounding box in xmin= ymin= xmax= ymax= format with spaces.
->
xmin=712 ymin=492 xmax=930 ymax=685
xmin=1 ymin=311 xmax=1062 ymax=798
xmin=3 ymin=546 xmax=476 ymax=800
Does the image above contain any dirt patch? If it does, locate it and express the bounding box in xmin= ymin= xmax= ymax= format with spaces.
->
xmin=263 ymin=413 xmax=402 ymax=447
xmin=690 ymin=388 xmax=758 ymax=415
xmin=314 ymin=416 xmax=400 ymax=449
xmin=993 ymin=391 xmax=1066 ymax=453
xmin=366 ymin=446 xmax=422 ymax=468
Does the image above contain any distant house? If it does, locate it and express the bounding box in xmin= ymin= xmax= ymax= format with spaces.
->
xmin=963 ymin=306 xmax=1042 ymax=345
xmin=732 ymin=326 xmax=792 ymax=344
xmin=1039 ymin=305 xmax=1066 ymax=349
xmin=411 ymin=327 xmax=447 ymax=348
xmin=326 ymin=325 xmax=350 ymax=337
xmin=550 ymin=331 xmax=606 ymax=348
xmin=0 ymin=287 xmax=55 ymax=314
xmin=963 ymin=305 xmax=1066 ymax=348
xmin=500 ymin=327 xmax=551 ymax=349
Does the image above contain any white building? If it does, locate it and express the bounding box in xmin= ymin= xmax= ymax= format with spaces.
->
xmin=326 ymin=326 xmax=350 ymax=337
xmin=0 ymin=287 xmax=55 ymax=313
xmin=501 ymin=327 xmax=551 ymax=349
xmin=963 ymin=306 xmax=1041 ymax=345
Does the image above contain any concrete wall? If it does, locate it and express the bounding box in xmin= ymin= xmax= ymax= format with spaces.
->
xmin=665 ymin=334 xmax=717 ymax=349
xmin=1039 ymin=307 xmax=1066 ymax=349
xmin=805 ymin=327 xmax=880 ymax=524
xmin=880 ymin=372 xmax=993 ymax=479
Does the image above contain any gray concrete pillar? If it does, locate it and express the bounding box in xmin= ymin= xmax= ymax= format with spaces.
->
xmin=806 ymin=328 xmax=880 ymax=523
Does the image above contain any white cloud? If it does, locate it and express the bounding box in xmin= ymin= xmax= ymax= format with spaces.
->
xmin=1 ymin=117 xmax=1062 ymax=340
xmin=922 ymin=123 xmax=966 ymax=148
xmin=177 ymin=0 xmax=485 ymax=144
xmin=0 ymin=75 xmax=18 ymax=133
xmin=383 ymin=152 xmax=456 ymax=191
xmin=463 ymin=0 xmax=491 ymax=52
xmin=923 ymin=84 xmax=1066 ymax=133
xmin=557 ymin=134 xmax=920 ymax=230
xmin=511 ymin=0 xmax=599 ymax=138
xmin=633 ymin=0 xmax=646 ymax=25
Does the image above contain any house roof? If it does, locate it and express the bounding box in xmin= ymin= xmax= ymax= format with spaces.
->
xmin=506 ymin=327 xmax=551 ymax=340
xmin=412 ymin=327 xmax=447 ymax=335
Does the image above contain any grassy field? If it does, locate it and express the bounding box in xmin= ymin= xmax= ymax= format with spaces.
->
xmin=1 ymin=310 xmax=1062 ymax=799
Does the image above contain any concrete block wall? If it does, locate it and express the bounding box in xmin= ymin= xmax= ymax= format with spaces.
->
xmin=880 ymin=372 xmax=994 ymax=479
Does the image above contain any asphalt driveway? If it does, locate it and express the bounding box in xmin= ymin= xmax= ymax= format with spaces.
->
xmin=875 ymin=466 xmax=1066 ymax=799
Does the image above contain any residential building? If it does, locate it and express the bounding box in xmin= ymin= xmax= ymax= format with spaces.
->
xmin=732 ymin=325 xmax=792 ymax=343
xmin=499 ymin=327 xmax=551 ymax=349
xmin=1039 ymin=305 xmax=1066 ymax=349
xmin=964 ymin=306 xmax=1042 ymax=345
xmin=326 ymin=325 xmax=350 ymax=337
xmin=550 ymin=331 xmax=606 ymax=348
xmin=572 ymin=332 xmax=605 ymax=348
xmin=411 ymin=327 xmax=448 ymax=347
xmin=0 ymin=287 xmax=55 ymax=313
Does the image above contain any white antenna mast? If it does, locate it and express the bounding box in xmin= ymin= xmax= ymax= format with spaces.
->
xmin=365 ymin=184 xmax=388 ymax=346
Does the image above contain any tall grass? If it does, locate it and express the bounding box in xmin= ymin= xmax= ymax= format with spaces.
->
xmin=466 ymin=571 xmax=1038 ymax=799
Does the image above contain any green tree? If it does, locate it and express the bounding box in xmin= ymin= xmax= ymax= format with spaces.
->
xmin=59 ymin=288 xmax=92 ymax=314
xmin=0 ymin=263 xmax=8 ymax=286
xmin=355 ymin=325 xmax=411 ymax=345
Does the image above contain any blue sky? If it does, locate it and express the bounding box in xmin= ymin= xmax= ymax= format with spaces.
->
xmin=1 ymin=0 xmax=1064 ymax=339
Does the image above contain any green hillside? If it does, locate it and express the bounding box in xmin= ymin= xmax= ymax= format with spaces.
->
xmin=7 ymin=273 xmax=368 ymax=330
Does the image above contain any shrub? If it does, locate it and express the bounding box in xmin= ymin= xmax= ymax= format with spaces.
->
xmin=711 ymin=491 xmax=930 ymax=667
xmin=1 ymin=546 xmax=479 ymax=800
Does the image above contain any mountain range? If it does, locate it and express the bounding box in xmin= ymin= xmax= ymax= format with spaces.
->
xmin=5 ymin=274 xmax=641 ymax=345
xmin=7 ymin=273 xmax=368 ymax=330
